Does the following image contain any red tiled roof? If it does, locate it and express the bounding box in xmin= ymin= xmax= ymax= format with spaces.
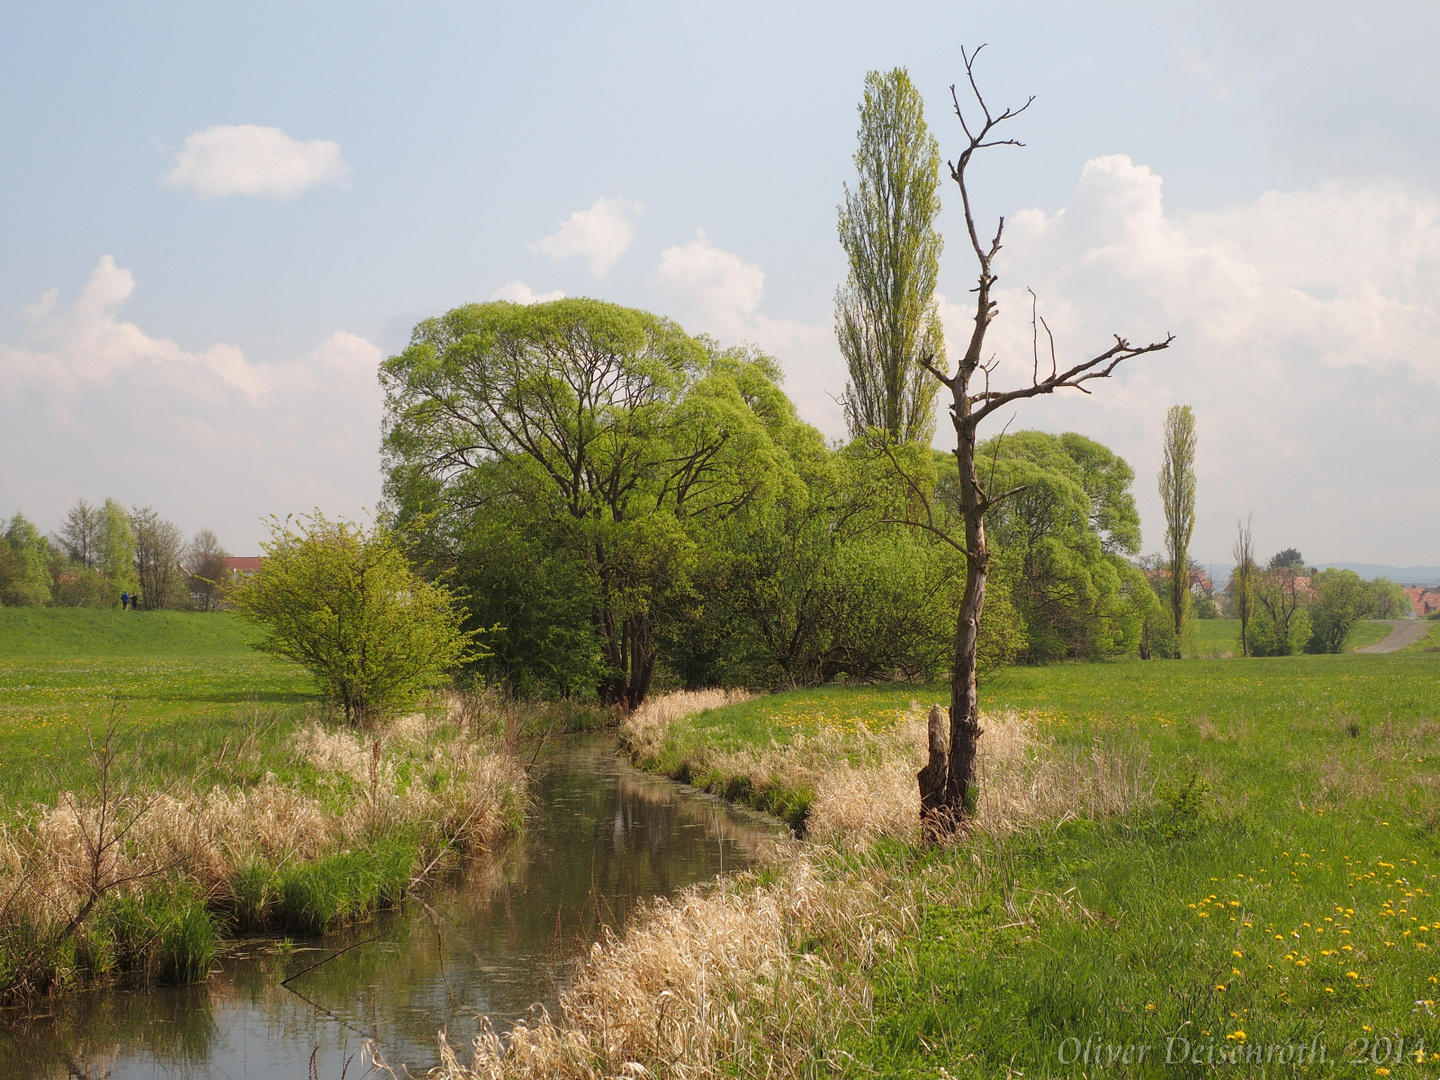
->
xmin=222 ymin=556 xmax=263 ymax=574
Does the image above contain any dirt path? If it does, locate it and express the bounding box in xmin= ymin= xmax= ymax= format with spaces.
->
xmin=1356 ymin=620 xmax=1433 ymax=654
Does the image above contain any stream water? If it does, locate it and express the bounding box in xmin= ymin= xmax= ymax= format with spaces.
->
xmin=0 ymin=735 xmax=784 ymax=1079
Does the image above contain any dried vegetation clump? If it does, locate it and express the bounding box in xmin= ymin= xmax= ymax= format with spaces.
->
xmin=621 ymin=688 xmax=753 ymax=763
xmin=381 ymin=850 xmax=906 ymax=1080
xmin=403 ymin=692 xmax=1151 ymax=1079
xmin=0 ymin=693 xmax=529 ymax=999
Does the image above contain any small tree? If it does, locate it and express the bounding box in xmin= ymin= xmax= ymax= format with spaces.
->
xmin=130 ymin=506 xmax=186 ymax=610
xmin=1231 ymin=516 xmax=1256 ymax=656
xmin=1158 ymin=405 xmax=1197 ymax=653
xmin=837 ymin=67 xmax=945 ymax=445
xmin=184 ymin=528 xmax=231 ymax=612
xmin=1306 ymin=569 xmax=1380 ymax=653
xmin=1251 ymin=566 xmax=1311 ymax=656
xmin=232 ymin=513 xmax=480 ymax=725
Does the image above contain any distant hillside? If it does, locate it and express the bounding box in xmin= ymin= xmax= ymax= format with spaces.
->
xmin=1319 ymin=563 xmax=1440 ymax=585
xmin=0 ymin=609 xmax=257 ymax=658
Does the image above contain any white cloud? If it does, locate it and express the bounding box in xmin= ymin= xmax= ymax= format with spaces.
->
xmin=530 ymin=195 xmax=641 ymax=278
xmin=0 ymin=258 xmax=384 ymax=550
xmin=653 ymin=230 xmax=846 ymax=437
xmin=490 ymin=280 xmax=565 ymax=304
xmin=946 ymin=154 xmax=1440 ymax=563
xmin=165 ymin=125 xmax=348 ymax=199
xmin=655 ymin=229 xmax=766 ymax=340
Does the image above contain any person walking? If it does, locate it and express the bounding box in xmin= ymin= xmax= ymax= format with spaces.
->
xmin=121 ymin=591 xmax=130 ymax=610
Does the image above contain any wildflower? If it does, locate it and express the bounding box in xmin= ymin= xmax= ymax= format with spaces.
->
xmin=1226 ymin=1030 xmax=1247 ymax=1042
xmin=1145 ymin=1003 xmax=1155 ymax=1011
xmin=1347 ymin=971 xmax=1359 ymax=979
xmin=1233 ymin=950 xmax=1244 ymax=958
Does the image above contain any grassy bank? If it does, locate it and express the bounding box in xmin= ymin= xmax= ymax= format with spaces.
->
xmin=423 ymin=650 xmax=1440 ymax=1079
xmin=0 ymin=610 xmax=531 ymax=1002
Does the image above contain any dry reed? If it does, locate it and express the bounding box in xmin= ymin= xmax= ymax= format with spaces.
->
xmin=621 ymin=689 xmax=754 ymax=763
xmin=0 ymin=701 xmax=528 ymax=994
xmin=403 ymin=694 xmax=1151 ymax=1079
xmin=383 ymin=849 xmax=908 ymax=1080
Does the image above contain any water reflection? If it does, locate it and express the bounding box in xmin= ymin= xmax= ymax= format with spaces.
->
xmin=0 ymin=735 xmax=783 ymax=1079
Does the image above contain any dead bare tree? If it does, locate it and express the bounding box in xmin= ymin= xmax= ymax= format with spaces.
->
xmin=914 ymin=47 xmax=1173 ymax=832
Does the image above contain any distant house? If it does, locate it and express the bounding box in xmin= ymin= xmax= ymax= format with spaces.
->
xmin=1143 ymin=566 xmax=1215 ymax=597
xmin=1405 ymin=585 xmax=1440 ymax=617
xmin=221 ymin=556 xmax=263 ymax=582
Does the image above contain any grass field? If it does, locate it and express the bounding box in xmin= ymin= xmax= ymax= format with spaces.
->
xmin=625 ymin=649 xmax=1440 ymax=1077
xmin=0 ymin=610 xmax=316 ymax=808
xmin=0 ymin=609 xmax=528 ymax=1001
xmin=1185 ymin=617 xmax=1393 ymax=658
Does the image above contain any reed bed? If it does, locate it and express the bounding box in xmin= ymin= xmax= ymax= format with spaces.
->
xmin=383 ymin=849 xmax=910 ymax=1080
xmin=0 ymin=697 xmax=529 ymax=1000
xmin=401 ymin=691 xmax=1151 ymax=1080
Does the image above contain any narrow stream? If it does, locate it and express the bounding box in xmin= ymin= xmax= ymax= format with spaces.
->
xmin=0 ymin=735 xmax=784 ymax=1079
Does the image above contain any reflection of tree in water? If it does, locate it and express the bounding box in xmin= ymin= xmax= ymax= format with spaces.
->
xmin=0 ymin=979 xmax=218 ymax=1079
xmin=0 ymin=736 xmax=784 ymax=1078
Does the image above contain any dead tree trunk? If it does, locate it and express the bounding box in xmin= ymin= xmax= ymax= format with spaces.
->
xmin=913 ymin=46 xmax=1173 ymax=835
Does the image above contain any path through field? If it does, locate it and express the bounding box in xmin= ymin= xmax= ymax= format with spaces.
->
xmin=1355 ymin=619 xmax=1432 ymax=653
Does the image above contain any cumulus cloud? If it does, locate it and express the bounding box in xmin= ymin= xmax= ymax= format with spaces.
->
xmin=653 ymin=230 xmax=846 ymax=435
xmin=947 ymin=154 xmax=1440 ymax=563
xmin=530 ymin=195 xmax=641 ymax=278
xmin=165 ymin=125 xmax=348 ymax=199
xmin=0 ymin=258 xmax=384 ymax=550
xmin=490 ymin=280 xmax=565 ymax=304
xmin=655 ymin=229 xmax=766 ymax=340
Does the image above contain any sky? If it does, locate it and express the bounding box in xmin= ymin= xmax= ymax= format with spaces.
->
xmin=1 ymin=1 xmax=1437 ymax=566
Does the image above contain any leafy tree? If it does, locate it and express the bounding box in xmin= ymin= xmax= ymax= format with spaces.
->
xmin=1231 ymin=516 xmax=1256 ymax=657
xmin=0 ymin=514 xmax=52 ymax=606
xmin=1268 ymin=548 xmax=1305 ymax=571
xmin=1306 ymin=568 xmax=1380 ymax=654
xmin=130 ymin=506 xmax=186 ymax=610
xmin=1158 ymin=405 xmax=1197 ymax=651
xmin=1371 ymin=577 xmax=1412 ymax=619
xmin=98 ymin=498 xmax=138 ymax=598
xmin=382 ymin=299 xmax=794 ymax=708
xmin=1250 ymin=567 xmax=1312 ymax=655
xmin=232 ymin=513 xmax=478 ymax=724
xmin=183 ymin=529 xmax=231 ymax=612
xmin=967 ymin=432 xmax=1147 ymax=662
xmin=837 ymin=67 xmax=945 ymax=445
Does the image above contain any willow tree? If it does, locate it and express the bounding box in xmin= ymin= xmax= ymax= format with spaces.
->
xmin=381 ymin=299 xmax=795 ymax=709
xmin=909 ymin=48 xmax=1173 ymax=831
xmin=837 ymin=67 xmax=945 ymax=445
xmin=1158 ymin=404 xmax=1197 ymax=650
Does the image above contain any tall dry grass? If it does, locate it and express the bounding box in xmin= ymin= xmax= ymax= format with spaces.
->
xmin=621 ymin=688 xmax=753 ymax=763
xmin=378 ymin=849 xmax=906 ymax=1080
xmin=0 ymin=698 xmax=528 ymax=999
xmin=399 ymin=694 xmax=1151 ymax=1080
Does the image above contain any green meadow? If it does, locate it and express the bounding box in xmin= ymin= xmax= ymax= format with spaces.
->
xmin=0 ymin=609 xmax=316 ymax=808
xmin=648 ymin=636 xmax=1440 ymax=1076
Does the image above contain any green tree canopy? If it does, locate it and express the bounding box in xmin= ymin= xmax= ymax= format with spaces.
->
xmin=381 ymin=298 xmax=800 ymax=707
xmin=0 ymin=514 xmax=52 ymax=606
xmin=837 ymin=67 xmax=944 ymax=445
xmin=939 ymin=430 xmax=1149 ymax=662
xmin=232 ymin=513 xmax=478 ymax=724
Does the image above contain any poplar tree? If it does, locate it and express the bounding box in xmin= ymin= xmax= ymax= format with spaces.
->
xmin=836 ymin=67 xmax=945 ymax=445
xmin=1159 ymin=405 xmax=1197 ymax=651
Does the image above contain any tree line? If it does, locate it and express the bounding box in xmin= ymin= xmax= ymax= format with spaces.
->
xmin=0 ymin=498 xmax=231 ymax=611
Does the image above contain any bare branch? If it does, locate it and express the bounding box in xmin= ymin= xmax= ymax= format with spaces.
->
xmin=971 ymin=333 xmax=1174 ymax=423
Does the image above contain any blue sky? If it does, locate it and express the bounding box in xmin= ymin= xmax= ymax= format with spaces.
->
xmin=2 ymin=1 xmax=1438 ymax=565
